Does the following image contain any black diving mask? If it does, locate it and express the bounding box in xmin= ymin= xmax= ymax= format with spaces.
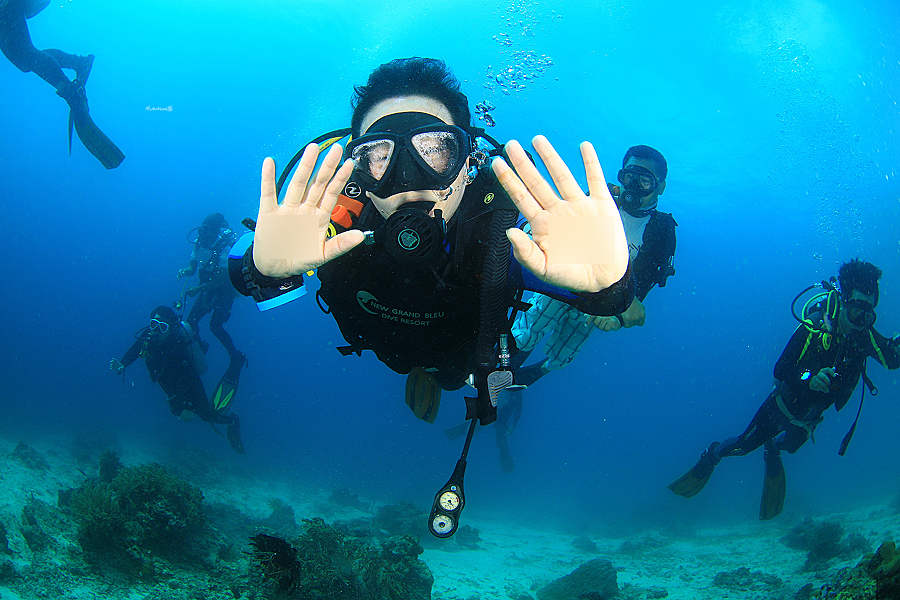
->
xmin=363 ymin=201 xmax=447 ymax=266
xmin=616 ymin=166 xmax=659 ymax=217
xmin=346 ymin=112 xmax=472 ymax=197
xmin=846 ymin=298 xmax=876 ymax=328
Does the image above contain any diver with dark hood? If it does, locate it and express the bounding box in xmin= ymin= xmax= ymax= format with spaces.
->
xmin=668 ymin=259 xmax=900 ymax=520
xmin=229 ymin=57 xmax=633 ymax=536
xmin=178 ymin=213 xmax=247 ymax=413
xmin=179 ymin=214 xmax=244 ymax=357
xmin=0 ymin=0 xmax=124 ymax=168
xmin=111 ymin=306 xmax=245 ymax=454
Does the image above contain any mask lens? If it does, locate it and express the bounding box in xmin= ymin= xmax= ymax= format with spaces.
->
xmin=150 ymin=318 xmax=169 ymax=333
xmin=351 ymin=139 xmax=395 ymax=181
xmin=411 ymin=130 xmax=460 ymax=176
xmin=618 ymin=167 xmax=657 ymax=193
xmin=847 ymin=300 xmax=876 ymax=327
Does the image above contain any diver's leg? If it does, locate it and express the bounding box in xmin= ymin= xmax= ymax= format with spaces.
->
xmin=669 ymin=391 xmax=784 ymax=498
xmin=779 ymin=423 xmax=812 ymax=454
xmin=191 ymin=400 xmax=244 ymax=454
xmin=542 ymin=308 xmax=594 ymax=370
xmin=717 ymin=392 xmax=786 ymax=458
xmin=514 ymin=360 xmax=550 ymax=387
xmin=185 ymin=294 xmax=211 ymax=351
xmin=42 ymin=48 xmax=93 ymax=82
xmin=0 ymin=10 xmax=70 ymax=90
xmin=515 ymin=307 xmax=594 ymax=387
xmin=508 ymin=347 xmax=533 ymax=370
xmin=512 ymin=294 xmax=568 ymax=354
xmin=494 ymin=421 xmax=515 ymax=473
xmin=209 ymin=295 xmax=239 ymax=357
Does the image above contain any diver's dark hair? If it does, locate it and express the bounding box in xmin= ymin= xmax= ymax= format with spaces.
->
xmin=201 ymin=213 xmax=226 ymax=230
xmin=150 ymin=305 xmax=178 ymax=326
xmin=838 ymin=258 xmax=882 ymax=306
xmin=623 ymin=145 xmax=668 ymax=180
xmin=351 ymin=57 xmax=471 ymax=137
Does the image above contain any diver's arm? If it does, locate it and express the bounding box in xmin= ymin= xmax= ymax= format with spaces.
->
xmin=869 ymin=328 xmax=900 ymax=370
xmin=177 ymin=260 xmax=197 ymax=280
xmin=119 ymin=337 xmax=145 ymax=369
xmin=492 ymin=136 xmax=629 ymax=294
xmin=590 ymin=296 xmax=646 ymax=331
xmin=508 ymin=247 xmax=634 ymax=316
xmin=773 ymin=326 xmax=813 ymax=383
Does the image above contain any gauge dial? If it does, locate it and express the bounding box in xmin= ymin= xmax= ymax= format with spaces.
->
xmin=431 ymin=514 xmax=454 ymax=535
xmin=439 ymin=490 xmax=460 ymax=511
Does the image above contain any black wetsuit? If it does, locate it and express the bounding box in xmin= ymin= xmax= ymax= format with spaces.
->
xmin=631 ymin=210 xmax=676 ymax=302
xmin=719 ymin=325 xmax=900 ymax=457
xmin=120 ymin=326 xmax=236 ymax=427
xmin=315 ymin=181 xmax=634 ymax=392
xmin=0 ymin=0 xmax=80 ymax=92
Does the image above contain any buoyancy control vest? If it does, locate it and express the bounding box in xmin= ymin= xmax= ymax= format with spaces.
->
xmin=632 ymin=210 xmax=676 ymax=300
xmin=316 ymin=166 xmax=520 ymax=401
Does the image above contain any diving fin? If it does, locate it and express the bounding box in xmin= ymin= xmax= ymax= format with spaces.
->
xmin=495 ymin=425 xmax=515 ymax=473
xmin=759 ymin=440 xmax=786 ymax=520
xmin=226 ymin=415 xmax=245 ymax=455
xmin=405 ymin=367 xmax=441 ymax=423
xmin=211 ymin=352 xmax=247 ymax=414
xmin=75 ymin=54 xmax=94 ymax=86
xmin=444 ymin=422 xmax=469 ymax=440
xmin=59 ymin=81 xmax=125 ymax=169
xmin=668 ymin=442 xmax=721 ymax=499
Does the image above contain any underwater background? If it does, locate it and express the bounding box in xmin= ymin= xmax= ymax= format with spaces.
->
xmin=1 ymin=0 xmax=899 ymax=565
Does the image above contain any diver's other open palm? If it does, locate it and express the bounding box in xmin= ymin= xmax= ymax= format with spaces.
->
xmin=492 ymin=136 xmax=628 ymax=293
xmin=254 ymin=143 xmax=365 ymax=278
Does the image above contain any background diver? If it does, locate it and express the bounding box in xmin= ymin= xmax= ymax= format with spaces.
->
xmin=482 ymin=145 xmax=676 ymax=472
xmin=178 ymin=212 xmax=248 ymax=389
xmin=111 ymin=306 xmax=245 ymax=454
xmin=668 ymin=259 xmax=900 ymax=520
xmin=0 ymin=0 xmax=124 ymax=168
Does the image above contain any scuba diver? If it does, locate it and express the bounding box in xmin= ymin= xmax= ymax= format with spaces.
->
xmin=228 ymin=57 xmax=634 ymax=537
xmin=178 ymin=213 xmax=247 ymax=411
xmin=668 ymin=259 xmax=900 ymax=520
xmin=0 ymin=0 xmax=124 ymax=168
xmin=178 ymin=214 xmax=245 ymax=356
xmin=510 ymin=145 xmax=677 ymax=388
xmin=110 ymin=306 xmax=245 ymax=454
xmin=487 ymin=146 xmax=675 ymax=472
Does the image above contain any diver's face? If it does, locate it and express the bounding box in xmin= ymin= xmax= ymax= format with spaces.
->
xmin=839 ymin=289 xmax=876 ymax=333
xmin=359 ymin=96 xmax=468 ymax=222
xmin=149 ymin=316 xmax=171 ymax=340
xmin=198 ymin=226 xmax=218 ymax=247
xmin=622 ymin=156 xmax=665 ymax=207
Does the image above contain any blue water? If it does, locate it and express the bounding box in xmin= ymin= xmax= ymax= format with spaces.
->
xmin=1 ymin=0 xmax=899 ymax=538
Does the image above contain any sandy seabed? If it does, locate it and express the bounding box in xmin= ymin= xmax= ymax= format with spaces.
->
xmin=1 ymin=432 xmax=892 ymax=600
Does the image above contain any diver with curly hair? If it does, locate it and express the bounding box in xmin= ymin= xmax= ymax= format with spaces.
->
xmin=669 ymin=259 xmax=900 ymax=519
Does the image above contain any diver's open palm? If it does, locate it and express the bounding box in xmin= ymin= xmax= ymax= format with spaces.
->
xmin=492 ymin=136 xmax=628 ymax=293
xmin=254 ymin=143 xmax=365 ymax=278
